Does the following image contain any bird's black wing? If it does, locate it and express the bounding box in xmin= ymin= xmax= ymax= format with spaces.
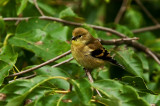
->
xmin=91 ymin=48 xmax=124 ymax=69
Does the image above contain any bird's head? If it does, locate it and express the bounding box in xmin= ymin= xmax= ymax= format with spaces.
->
xmin=72 ymin=27 xmax=93 ymax=44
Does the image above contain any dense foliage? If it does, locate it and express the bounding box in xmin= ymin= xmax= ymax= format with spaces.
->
xmin=0 ymin=0 xmax=160 ymax=105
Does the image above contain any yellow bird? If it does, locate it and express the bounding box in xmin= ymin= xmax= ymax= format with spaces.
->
xmin=71 ymin=27 xmax=124 ymax=70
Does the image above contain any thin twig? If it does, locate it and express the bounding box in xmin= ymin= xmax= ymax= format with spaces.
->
xmin=3 ymin=16 xmax=126 ymax=38
xmin=9 ymin=72 xmax=37 ymax=83
xmin=125 ymin=41 xmax=160 ymax=64
xmin=114 ymin=0 xmax=129 ymax=24
xmin=135 ymin=0 xmax=159 ymax=25
xmin=100 ymin=37 xmax=139 ymax=45
xmin=33 ymin=0 xmax=45 ymax=16
xmin=132 ymin=24 xmax=160 ymax=34
xmin=84 ymin=69 xmax=102 ymax=97
xmin=51 ymin=57 xmax=73 ymax=68
xmin=7 ymin=50 xmax=71 ymax=77
xmin=3 ymin=16 xmax=160 ymax=64
xmin=101 ymin=38 xmax=160 ymax=64
xmin=4 ymin=17 xmax=160 ymax=34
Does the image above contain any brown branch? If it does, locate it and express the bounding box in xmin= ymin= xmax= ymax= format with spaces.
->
xmin=84 ymin=69 xmax=102 ymax=97
xmin=135 ymin=0 xmax=159 ymax=25
xmin=101 ymin=37 xmax=160 ymax=64
xmin=3 ymin=16 xmax=160 ymax=64
xmin=33 ymin=0 xmax=45 ymax=16
xmin=114 ymin=0 xmax=129 ymax=24
xmin=4 ymin=17 xmax=160 ymax=34
xmin=51 ymin=57 xmax=73 ymax=68
xmin=100 ymin=37 xmax=139 ymax=45
xmin=130 ymin=41 xmax=160 ymax=64
xmin=101 ymin=38 xmax=160 ymax=64
xmin=132 ymin=24 xmax=160 ymax=34
xmin=7 ymin=50 xmax=71 ymax=77
xmin=3 ymin=16 xmax=126 ymax=38
xmin=9 ymin=72 xmax=37 ymax=83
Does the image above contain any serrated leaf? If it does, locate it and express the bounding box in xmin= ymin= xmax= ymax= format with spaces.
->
xmin=33 ymin=94 xmax=63 ymax=106
xmin=122 ymin=76 xmax=155 ymax=94
xmin=59 ymin=7 xmax=83 ymax=22
xmin=0 ymin=45 xmax=18 ymax=86
xmin=115 ymin=48 xmax=143 ymax=77
xmin=36 ymin=66 xmax=70 ymax=90
xmin=0 ymin=76 xmax=68 ymax=106
xmin=9 ymin=20 xmax=70 ymax=60
xmin=69 ymin=79 xmax=92 ymax=105
xmin=92 ymin=79 xmax=150 ymax=106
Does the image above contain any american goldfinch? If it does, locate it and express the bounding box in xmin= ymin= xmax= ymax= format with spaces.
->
xmin=71 ymin=27 xmax=124 ymax=70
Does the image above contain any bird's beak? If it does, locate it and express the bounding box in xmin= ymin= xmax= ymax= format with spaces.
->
xmin=72 ymin=36 xmax=76 ymax=40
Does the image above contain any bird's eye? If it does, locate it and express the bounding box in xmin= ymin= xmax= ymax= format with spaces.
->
xmin=78 ymin=35 xmax=82 ymax=37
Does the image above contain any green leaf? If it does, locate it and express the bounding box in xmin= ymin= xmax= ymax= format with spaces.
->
xmin=140 ymin=93 xmax=160 ymax=104
xmin=69 ymin=79 xmax=92 ymax=105
xmin=0 ymin=16 xmax=5 ymax=36
xmin=33 ymin=94 xmax=63 ymax=106
xmin=148 ymin=38 xmax=160 ymax=52
xmin=123 ymin=7 xmax=143 ymax=29
xmin=16 ymin=0 xmax=28 ymax=15
xmin=0 ymin=76 xmax=67 ymax=106
xmin=93 ymin=95 xmax=120 ymax=106
xmin=115 ymin=24 xmax=134 ymax=37
xmin=92 ymin=79 xmax=150 ymax=106
xmin=137 ymin=53 xmax=149 ymax=70
xmin=16 ymin=19 xmax=49 ymax=34
xmin=59 ymin=7 xmax=83 ymax=22
xmin=36 ymin=66 xmax=70 ymax=90
xmin=122 ymin=76 xmax=155 ymax=94
xmin=60 ymin=92 xmax=83 ymax=106
xmin=9 ymin=20 xmax=70 ymax=61
xmin=115 ymin=48 xmax=143 ymax=77
xmin=37 ymin=1 xmax=57 ymax=16
xmin=0 ymin=0 xmax=9 ymax=6
xmin=0 ymin=45 xmax=18 ymax=86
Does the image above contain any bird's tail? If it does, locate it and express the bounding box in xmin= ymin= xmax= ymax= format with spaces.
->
xmin=107 ymin=57 xmax=125 ymax=69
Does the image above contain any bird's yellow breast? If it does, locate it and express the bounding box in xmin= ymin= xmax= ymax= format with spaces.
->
xmin=71 ymin=41 xmax=105 ymax=69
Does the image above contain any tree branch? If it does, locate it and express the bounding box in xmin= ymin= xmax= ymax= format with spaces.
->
xmin=3 ymin=16 xmax=126 ymax=38
xmin=3 ymin=16 xmax=160 ymax=64
xmin=114 ymin=0 xmax=129 ymax=24
xmin=100 ymin=37 xmax=139 ymax=45
xmin=132 ymin=24 xmax=160 ymax=34
xmin=84 ymin=68 xmax=102 ymax=97
xmin=51 ymin=57 xmax=73 ymax=68
xmin=7 ymin=50 xmax=71 ymax=77
xmin=33 ymin=0 xmax=45 ymax=16
xmin=135 ymin=0 xmax=159 ymax=25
